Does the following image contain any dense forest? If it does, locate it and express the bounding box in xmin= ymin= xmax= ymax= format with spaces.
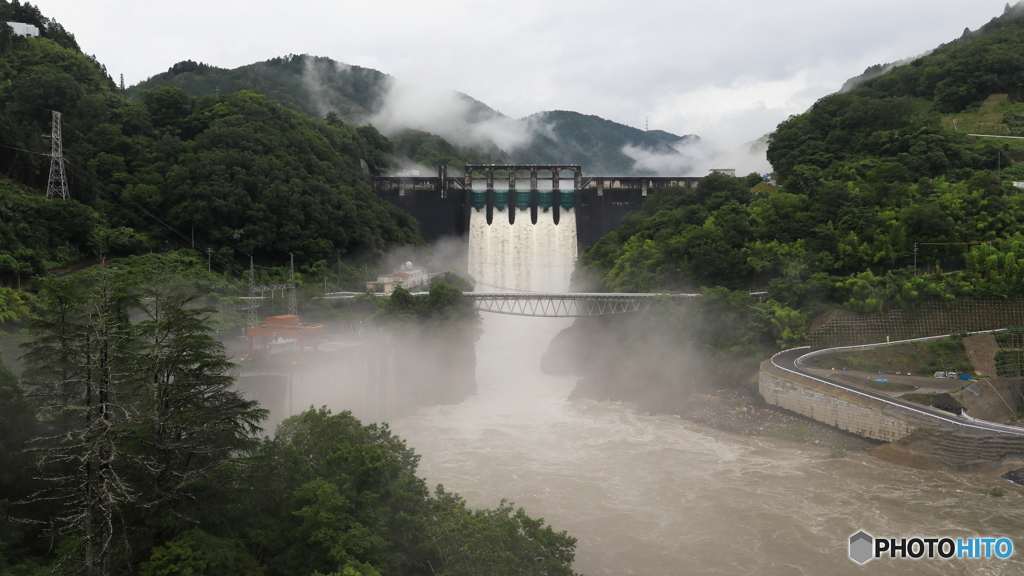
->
xmin=127 ymin=57 xmax=393 ymax=124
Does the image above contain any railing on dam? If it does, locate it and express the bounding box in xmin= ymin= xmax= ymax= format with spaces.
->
xmin=465 ymin=292 xmax=699 ymax=317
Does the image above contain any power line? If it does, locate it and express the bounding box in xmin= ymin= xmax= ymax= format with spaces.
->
xmin=58 ymin=161 xmax=247 ymax=279
xmin=61 ymin=145 xmax=251 ymax=261
xmin=0 ymin=116 xmax=241 ymax=270
xmin=0 ymin=141 xmax=215 ymax=264
xmin=0 ymin=143 xmax=51 ymax=156
xmin=0 ymin=113 xmax=297 ymax=292
xmin=62 ymin=163 xmax=194 ymax=248
xmin=61 ymin=123 xmax=254 ymax=261
xmin=9 ymin=113 xmax=329 ymax=293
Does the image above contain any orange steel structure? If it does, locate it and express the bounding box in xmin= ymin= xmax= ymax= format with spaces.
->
xmin=245 ymin=315 xmax=325 ymax=358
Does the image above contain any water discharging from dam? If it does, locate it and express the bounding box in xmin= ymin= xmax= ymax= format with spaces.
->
xmin=387 ymin=182 xmax=1024 ymax=574
xmin=467 ymin=181 xmax=577 ymax=292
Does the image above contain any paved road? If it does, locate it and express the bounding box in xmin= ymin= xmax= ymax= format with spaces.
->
xmin=770 ymin=347 xmax=1024 ymax=437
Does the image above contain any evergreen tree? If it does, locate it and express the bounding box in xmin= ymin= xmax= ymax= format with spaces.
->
xmin=20 ymin=273 xmax=266 ymax=574
xmin=126 ymin=278 xmax=266 ymax=538
xmin=22 ymin=273 xmax=138 ymax=575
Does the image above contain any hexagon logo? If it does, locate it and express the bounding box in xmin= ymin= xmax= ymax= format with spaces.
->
xmin=849 ymin=530 xmax=874 ymax=564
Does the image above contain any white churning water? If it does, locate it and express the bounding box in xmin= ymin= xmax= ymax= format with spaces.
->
xmin=392 ymin=192 xmax=1024 ymax=575
xmin=467 ymin=187 xmax=577 ymax=293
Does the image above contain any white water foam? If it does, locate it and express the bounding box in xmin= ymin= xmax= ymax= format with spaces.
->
xmin=467 ymin=201 xmax=577 ymax=293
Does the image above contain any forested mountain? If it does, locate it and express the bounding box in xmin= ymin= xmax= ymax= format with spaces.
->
xmin=837 ymin=2 xmax=1024 ymax=105
xmin=584 ymin=1 xmax=1024 ymax=303
xmin=0 ymin=19 xmax=422 ymax=286
xmin=129 ymin=54 xmax=698 ymax=175
xmin=128 ymin=56 xmax=395 ymax=123
xmin=515 ymin=111 xmax=694 ymax=174
xmin=563 ymin=2 xmax=1024 ymax=402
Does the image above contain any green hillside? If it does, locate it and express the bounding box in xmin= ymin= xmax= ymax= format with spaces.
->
xmin=516 ymin=110 xmax=693 ymax=174
xmin=568 ymin=2 xmax=1024 ymax=394
xmin=390 ymin=128 xmax=510 ymax=168
xmin=584 ymin=2 xmax=1024 ymax=297
xmin=0 ymin=27 xmax=421 ymax=285
xmin=130 ymin=55 xmax=695 ymax=175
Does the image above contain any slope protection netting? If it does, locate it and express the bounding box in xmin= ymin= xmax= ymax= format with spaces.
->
xmin=808 ymin=299 xmax=1024 ymax=348
xmin=996 ymin=328 xmax=1024 ymax=382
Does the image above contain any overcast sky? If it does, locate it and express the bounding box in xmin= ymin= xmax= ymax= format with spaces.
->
xmin=36 ymin=0 xmax=1013 ymax=148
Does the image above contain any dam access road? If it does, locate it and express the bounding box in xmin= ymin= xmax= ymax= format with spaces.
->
xmin=764 ymin=340 xmax=1024 ymax=470
xmin=773 ymin=346 xmax=1024 ymax=436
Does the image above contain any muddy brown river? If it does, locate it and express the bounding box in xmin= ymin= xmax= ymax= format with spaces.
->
xmin=389 ymin=314 xmax=1024 ymax=575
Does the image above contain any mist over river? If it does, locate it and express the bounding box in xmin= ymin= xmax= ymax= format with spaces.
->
xmin=390 ymin=313 xmax=1024 ymax=575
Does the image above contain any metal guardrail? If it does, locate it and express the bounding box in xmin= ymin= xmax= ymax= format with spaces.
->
xmin=769 ymin=331 xmax=1024 ymax=437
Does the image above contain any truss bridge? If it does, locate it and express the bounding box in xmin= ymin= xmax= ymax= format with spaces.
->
xmin=465 ymin=292 xmax=699 ymax=317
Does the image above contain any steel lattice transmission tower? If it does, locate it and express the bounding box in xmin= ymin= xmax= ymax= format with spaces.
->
xmin=46 ymin=110 xmax=69 ymax=200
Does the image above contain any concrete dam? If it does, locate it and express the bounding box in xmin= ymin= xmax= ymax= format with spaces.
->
xmin=370 ymin=164 xmax=703 ymax=251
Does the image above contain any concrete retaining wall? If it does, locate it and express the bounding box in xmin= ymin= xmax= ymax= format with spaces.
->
xmin=760 ymin=359 xmax=1024 ymax=470
xmin=759 ymin=361 xmax=918 ymax=442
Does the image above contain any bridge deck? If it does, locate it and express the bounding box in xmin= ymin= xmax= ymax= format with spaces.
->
xmin=466 ymin=292 xmax=698 ymax=317
xmin=321 ymin=292 xmax=700 ymax=317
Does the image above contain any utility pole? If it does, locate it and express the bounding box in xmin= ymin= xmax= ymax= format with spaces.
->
xmin=247 ymin=256 xmax=257 ymax=327
xmin=46 ymin=110 xmax=68 ymax=200
xmin=206 ymin=247 xmax=212 ymax=273
xmin=913 ymin=242 xmax=918 ymax=275
xmin=288 ymin=253 xmax=297 ymax=317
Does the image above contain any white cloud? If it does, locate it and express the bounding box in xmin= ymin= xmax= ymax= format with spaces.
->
xmin=369 ymin=78 xmax=533 ymax=152
xmin=39 ymin=0 xmax=1014 ymax=152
